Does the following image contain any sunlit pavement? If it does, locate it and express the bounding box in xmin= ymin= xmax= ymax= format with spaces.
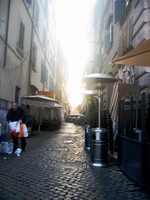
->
xmin=0 ymin=123 xmax=150 ymax=200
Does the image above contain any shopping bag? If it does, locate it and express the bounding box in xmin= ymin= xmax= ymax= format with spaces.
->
xmin=23 ymin=124 xmax=28 ymax=138
xmin=9 ymin=122 xmax=23 ymax=138
xmin=16 ymin=122 xmax=20 ymax=133
xmin=9 ymin=121 xmax=20 ymax=133
xmin=16 ymin=124 xmax=24 ymax=138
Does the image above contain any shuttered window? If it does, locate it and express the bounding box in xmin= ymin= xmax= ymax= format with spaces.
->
xmin=25 ymin=0 xmax=32 ymax=6
xmin=115 ymin=0 xmax=131 ymax=23
xmin=115 ymin=0 xmax=121 ymax=23
xmin=41 ymin=61 xmax=44 ymax=83
xmin=104 ymin=23 xmax=113 ymax=53
xmin=35 ymin=2 xmax=39 ymax=29
xmin=44 ymin=67 xmax=48 ymax=87
xmin=32 ymin=43 xmax=37 ymax=67
xmin=19 ymin=22 xmax=25 ymax=50
xmin=15 ymin=86 xmax=20 ymax=104
xmin=49 ymin=76 xmax=55 ymax=92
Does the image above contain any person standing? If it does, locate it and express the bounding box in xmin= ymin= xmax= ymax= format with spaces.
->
xmin=6 ymin=102 xmax=27 ymax=152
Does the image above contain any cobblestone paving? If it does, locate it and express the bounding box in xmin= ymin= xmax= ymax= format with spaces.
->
xmin=0 ymin=123 xmax=150 ymax=200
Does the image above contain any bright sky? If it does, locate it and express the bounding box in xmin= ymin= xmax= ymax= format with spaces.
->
xmin=55 ymin=0 xmax=96 ymax=107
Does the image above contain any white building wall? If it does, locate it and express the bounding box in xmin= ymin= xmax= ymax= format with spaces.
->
xmin=0 ymin=0 xmax=32 ymax=103
xmin=30 ymin=0 xmax=57 ymax=93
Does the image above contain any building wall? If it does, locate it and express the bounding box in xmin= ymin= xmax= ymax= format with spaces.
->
xmin=83 ymin=0 xmax=150 ymax=121
xmin=0 ymin=0 xmax=32 ymax=103
xmin=29 ymin=0 xmax=57 ymax=94
xmin=0 ymin=0 xmax=32 ymax=137
xmin=0 ymin=0 xmax=59 ymax=135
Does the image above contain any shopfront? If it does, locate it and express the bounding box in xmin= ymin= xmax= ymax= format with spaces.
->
xmin=113 ymin=39 xmax=150 ymax=190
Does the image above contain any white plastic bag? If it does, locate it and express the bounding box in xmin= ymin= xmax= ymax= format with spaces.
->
xmin=23 ymin=124 xmax=28 ymax=138
xmin=9 ymin=121 xmax=20 ymax=133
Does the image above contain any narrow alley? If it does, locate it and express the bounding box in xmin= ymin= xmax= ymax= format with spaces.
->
xmin=0 ymin=123 xmax=150 ymax=200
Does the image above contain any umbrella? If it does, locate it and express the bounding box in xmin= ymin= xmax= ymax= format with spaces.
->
xmin=82 ymin=73 xmax=117 ymax=84
xmin=21 ymin=95 xmax=62 ymax=132
xmin=21 ymin=95 xmax=58 ymax=107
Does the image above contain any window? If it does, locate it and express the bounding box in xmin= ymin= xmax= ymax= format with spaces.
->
xmin=35 ymin=2 xmax=39 ymax=29
xmin=44 ymin=67 xmax=48 ymax=87
xmin=104 ymin=23 xmax=113 ymax=54
xmin=41 ymin=61 xmax=44 ymax=83
xmin=49 ymin=75 xmax=51 ymax=91
xmin=115 ymin=0 xmax=131 ymax=23
xmin=32 ymin=43 xmax=37 ymax=68
xmin=49 ymin=75 xmax=55 ymax=92
xmin=125 ymin=0 xmax=130 ymax=7
xmin=43 ymin=27 xmax=46 ymax=48
xmin=41 ymin=63 xmax=48 ymax=87
xmin=25 ymin=0 xmax=32 ymax=6
xmin=18 ymin=22 xmax=25 ymax=50
xmin=15 ymin=86 xmax=20 ymax=104
xmin=110 ymin=24 xmax=113 ymax=43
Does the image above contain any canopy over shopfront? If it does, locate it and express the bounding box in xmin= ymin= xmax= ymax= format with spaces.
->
xmin=21 ymin=95 xmax=63 ymax=132
xmin=21 ymin=95 xmax=62 ymax=108
xmin=113 ymin=39 xmax=150 ymax=67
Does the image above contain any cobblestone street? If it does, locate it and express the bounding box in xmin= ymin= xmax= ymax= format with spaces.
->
xmin=0 ymin=123 xmax=150 ymax=200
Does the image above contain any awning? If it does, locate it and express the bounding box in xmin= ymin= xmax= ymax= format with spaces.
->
xmin=37 ymin=91 xmax=55 ymax=98
xmin=53 ymin=103 xmax=63 ymax=108
xmin=21 ymin=95 xmax=62 ymax=108
xmin=113 ymin=39 xmax=150 ymax=66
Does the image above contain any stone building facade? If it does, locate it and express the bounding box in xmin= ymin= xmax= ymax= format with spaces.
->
xmin=0 ymin=0 xmax=69 ymax=135
xmin=84 ymin=0 xmax=150 ymax=122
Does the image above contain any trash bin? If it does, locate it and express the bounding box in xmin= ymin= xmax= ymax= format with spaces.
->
xmin=91 ymin=128 xmax=108 ymax=167
xmin=85 ymin=125 xmax=91 ymax=151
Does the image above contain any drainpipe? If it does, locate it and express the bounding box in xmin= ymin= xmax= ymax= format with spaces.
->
xmin=3 ymin=0 xmax=11 ymax=68
xmin=28 ymin=0 xmax=35 ymax=95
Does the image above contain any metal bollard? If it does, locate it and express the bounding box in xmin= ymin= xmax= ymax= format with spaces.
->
xmin=91 ymin=128 xmax=108 ymax=167
xmin=85 ymin=125 xmax=91 ymax=151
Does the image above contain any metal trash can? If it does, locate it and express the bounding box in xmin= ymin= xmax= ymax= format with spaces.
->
xmin=85 ymin=125 xmax=91 ymax=151
xmin=91 ymin=128 xmax=108 ymax=167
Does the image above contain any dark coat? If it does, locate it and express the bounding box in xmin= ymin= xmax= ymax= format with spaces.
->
xmin=6 ymin=106 xmax=26 ymax=123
